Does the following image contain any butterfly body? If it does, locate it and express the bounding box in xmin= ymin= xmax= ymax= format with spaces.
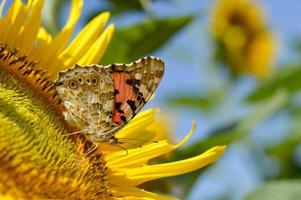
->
xmin=55 ymin=56 xmax=164 ymax=144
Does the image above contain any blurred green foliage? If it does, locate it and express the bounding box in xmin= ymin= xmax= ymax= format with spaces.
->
xmin=247 ymin=64 xmax=301 ymax=102
xmin=244 ymin=180 xmax=301 ymax=200
xmin=167 ymin=93 xmax=220 ymax=112
xmin=86 ymin=0 xmax=156 ymax=19
xmin=266 ymin=109 xmax=301 ymax=179
xmin=101 ymin=16 xmax=194 ymax=64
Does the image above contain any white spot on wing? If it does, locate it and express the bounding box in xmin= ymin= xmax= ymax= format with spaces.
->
xmin=135 ymin=73 xmax=142 ymax=80
xmin=86 ymin=93 xmax=99 ymax=104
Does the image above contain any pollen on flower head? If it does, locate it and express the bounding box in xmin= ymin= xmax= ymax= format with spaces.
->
xmin=0 ymin=42 xmax=64 ymax=115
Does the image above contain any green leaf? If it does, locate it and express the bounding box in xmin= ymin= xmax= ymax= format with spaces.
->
xmin=294 ymin=39 xmax=301 ymax=53
xmin=85 ymin=0 xmax=146 ymax=22
xmin=244 ymin=180 xmax=301 ymax=200
xmin=106 ymin=0 xmax=154 ymax=15
xmin=100 ymin=16 xmax=194 ymax=64
xmin=167 ymin=95 xmax=214 ymax=111
xmin=266 ymin=109 xmax=301 ymax=178
xmin=247 ymin=64 xmax=301 ymax=102
xmin=85 ymin=0 xmax=165 ymax=21
xmin=266 ymin=133 xmax=301 ymax=178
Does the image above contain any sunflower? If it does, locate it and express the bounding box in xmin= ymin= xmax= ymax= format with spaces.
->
xmin=0 ymin=0 xmax=225 ymax=199
xmin=210 ymin=0 xmax=276 ymax=78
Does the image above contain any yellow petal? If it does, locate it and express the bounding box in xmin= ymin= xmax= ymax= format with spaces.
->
xmin=174 ymin=120 xmax=195 ymax=148
xmin=77 ymin=24 xmax=114 ymax=65
xmin=111 ymin=146 xmax=226 ymax=186
xmin=0 ymin=0 xmax=24 ymax=42
xmin=38 ymin=0 xmax=83 ymax=73
xmin=36 ymin=27 xmax=52 ymax=48
xmin=19 ymin=0 xmax=44 ymax=54
xmin=99 ymin=109 xmax=158 ymax=153
xmin=146 ymin=116 xmax=172 ymax=142
xmin=106 ymin=121 xmax=195 ymax=168
xmin=117 ymin=109 xmax=159 ymax=139
xmin=111 ymin=187 xmax=175 ymax=200
xmin=0 ymin=194 xmax=14 ymax=200
xmin=59 ymin=12 xmax=110 ymax=66
xmin=106 ymin=140 xmax=174 ymax=168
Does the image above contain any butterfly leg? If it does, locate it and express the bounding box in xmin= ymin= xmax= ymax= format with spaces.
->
xmin=84 ymin=142 xmax=99 ymax=157
xmin=63 ymin=129 xmax=87 ymax=137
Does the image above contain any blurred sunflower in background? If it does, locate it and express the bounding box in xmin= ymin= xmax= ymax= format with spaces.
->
xmin=0 ymin=0 xmax=225 ymax=199
xmin=210 ymin=0 xmax=276 ymax=78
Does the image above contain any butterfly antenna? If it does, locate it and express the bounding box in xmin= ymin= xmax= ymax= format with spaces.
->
xmin=118 ymin=137 xmax=159 ymax=147
xmin=117 ymin=139 xmax=142 ymax=148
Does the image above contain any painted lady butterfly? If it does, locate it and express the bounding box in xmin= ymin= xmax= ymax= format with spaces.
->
xmin=55 ymin=56 xmax=164 ymax=144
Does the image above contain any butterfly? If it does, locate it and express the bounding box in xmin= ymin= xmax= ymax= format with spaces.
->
xmin=55 ymin=56 xmax=164 ymax=145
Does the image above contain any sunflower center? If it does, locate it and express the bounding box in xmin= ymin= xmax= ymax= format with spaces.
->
xmin=0 ymin=42 xmax=111 ymax=199
xmin=0 ymin=42 xmax=65 ymax=116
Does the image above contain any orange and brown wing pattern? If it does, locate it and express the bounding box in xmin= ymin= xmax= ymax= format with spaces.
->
xmin=55 ymin=56 xmax=164 ymax=143
xmin=105 ymin=56 xmax=164 ymax=125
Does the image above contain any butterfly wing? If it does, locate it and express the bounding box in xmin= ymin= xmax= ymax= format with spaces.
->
xmin=55 ymin=65 xmax=116 ymax=137
xmin=55 ymin=56 xmax=164 ymax=143
xmin=105 ymin=56 xmax=164 ymax=126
